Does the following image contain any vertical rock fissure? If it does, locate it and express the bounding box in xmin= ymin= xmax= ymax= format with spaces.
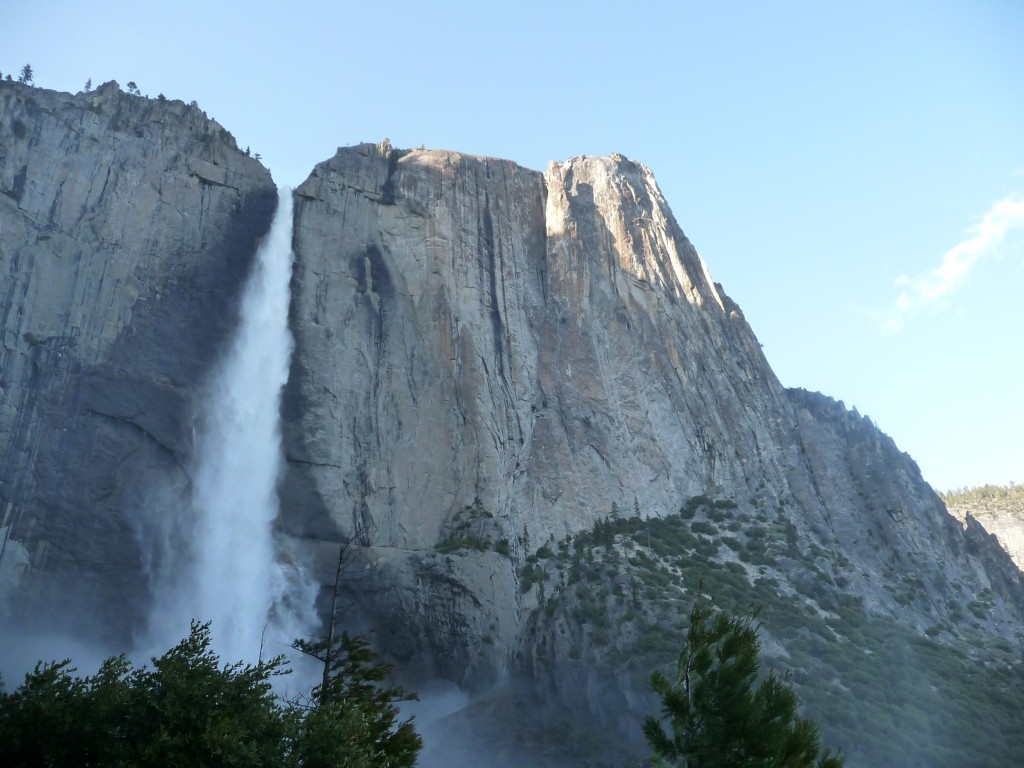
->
xmin=481 ymin=196 xmax=505 ymax=377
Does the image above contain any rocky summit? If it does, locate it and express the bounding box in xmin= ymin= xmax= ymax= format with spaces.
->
xmin=1 ymin=81 xmax=1022 ymax=767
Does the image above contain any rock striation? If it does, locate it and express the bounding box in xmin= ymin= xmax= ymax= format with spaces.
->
xmin=283 ymin=141 xmax=1024 ymax=691
xmin=0 ymin=80 xmax=276 ymax=640
xmin=2 ymin=84 xmax=1022 ymax=763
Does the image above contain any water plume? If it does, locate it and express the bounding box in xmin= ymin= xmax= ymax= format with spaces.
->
xmin=141 ymin=187 xmax=316 ymax=664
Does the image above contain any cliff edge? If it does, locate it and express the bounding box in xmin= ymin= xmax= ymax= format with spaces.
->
xmin=282 ymin=141 xmax=1024 ymax=693
xmin=0 ymin=80 xmax=276 ymax=640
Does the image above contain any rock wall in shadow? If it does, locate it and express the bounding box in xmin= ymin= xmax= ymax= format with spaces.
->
xmin=0 ymin=81 xmax=277 ymax=645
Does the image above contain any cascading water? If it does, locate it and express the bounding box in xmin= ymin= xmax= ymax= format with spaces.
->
xmin=141 ymin=187 xmax=317 ymax=664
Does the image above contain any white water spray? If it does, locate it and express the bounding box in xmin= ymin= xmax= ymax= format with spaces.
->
xmin=142 ymin=188 xmax=316 ymax=663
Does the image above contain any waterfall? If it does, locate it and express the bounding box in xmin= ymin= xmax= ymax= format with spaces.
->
xmin=141 ymin=187 xmax=317 ymax=664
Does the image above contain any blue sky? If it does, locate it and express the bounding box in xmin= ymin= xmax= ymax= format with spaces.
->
xmin=4 ymin=1 xmax=1022 ymax=491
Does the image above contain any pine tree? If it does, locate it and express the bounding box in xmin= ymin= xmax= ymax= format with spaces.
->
xmin=1 ymin=620 xmax=422 ymax=768
xmin=18 ymin=64 xmax=32 ymax=85
xmin=291 ymin=526 xmax=422 ymax=767
xmin=643 ymin=598 xmax=843 ymax=768
xmin=292 ymin=632 xmax=421 ymax=768
xmin=0 ymin=622 xmax=292 ymax=767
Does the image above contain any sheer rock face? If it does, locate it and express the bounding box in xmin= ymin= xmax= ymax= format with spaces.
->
xmin=2 ymin=81 xmax=1021 ymax=698
xmin=0 ymin=81 xmax=276 ymax=640
xmin=286 ymin=142 xmax=787 ymax=548
xmin=284 ymin=142 xmax=1024 ymax=689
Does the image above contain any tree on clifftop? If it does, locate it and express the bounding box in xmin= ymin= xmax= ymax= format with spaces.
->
xmin=643 ymin=598 xmax=844 ymax=768
xmin=18 ymin=64 xmax=32 ymax=85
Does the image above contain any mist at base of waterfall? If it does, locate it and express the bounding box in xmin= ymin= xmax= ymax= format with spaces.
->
xmin=137 ymin=188 xmax=318 ymax=668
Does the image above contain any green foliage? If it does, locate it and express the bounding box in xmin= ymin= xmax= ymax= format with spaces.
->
xmin=941 ymin=481 xmax=1023 ymax=506
xmin=435 ymin=496 xmax=504 ymax=554
xmin=680 ymin=495 xmax=712 ymax=519
xmin=0 ymin=622 xmax=422 ymax=768
xmin=941 ymin=482 xmax=1024 ymax=520
xmin=503 ymin=487 xmax=1024 ymax=766
xmin=690 ymin=520 xmax=718 ymax=536
xmin=129 ymin=625 xmax=294 ymax=766
xmin=0 ymin=621 xmax=291 ymax=767
xmin=520 ymin=560 xmax=546 ymax=593
xmin=292 ymin=632 xmax=421 ymax=768
xmin=18 ymin=64 xmax=33 ymax=85
xmin=537 ymin=492 xmax=1024 ymax=768
xmin=642 ymin=599 xmax=843 ymax=768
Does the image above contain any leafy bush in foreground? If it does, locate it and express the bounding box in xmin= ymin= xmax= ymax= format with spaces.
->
xmin=0 ymin=621 xmax=421 ymax=768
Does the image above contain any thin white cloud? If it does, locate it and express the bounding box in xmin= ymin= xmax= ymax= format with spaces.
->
xmin=876 ymin=195 xmax=1024 ymax=332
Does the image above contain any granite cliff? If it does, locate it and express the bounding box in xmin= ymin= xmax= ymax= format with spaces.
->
xmin=945 ymin=484 xmax=1024 ymax=570
xmin=282 ymin=141 xmax=1023 ymax=688
xmin=0 ymin=80 xmax=276 ymax=637
xmin=2 ymin=84 xmax=1022 ymax=766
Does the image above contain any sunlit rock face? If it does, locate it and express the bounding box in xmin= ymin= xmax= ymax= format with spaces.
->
xmin=283 ymin=142 xmax=1024 ymax=690
xmin=285 ymin=142 xmax=779 ymax=548
xmin=0 ymin=80 xmax=276 ymax=640
xmin=2 ymin=76 xmax=1022 ymax=722
xmin=948 ymin=502 xmax=1024 ymax=571
xmin=971 ymin=514 xmax=1024 ymax=570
